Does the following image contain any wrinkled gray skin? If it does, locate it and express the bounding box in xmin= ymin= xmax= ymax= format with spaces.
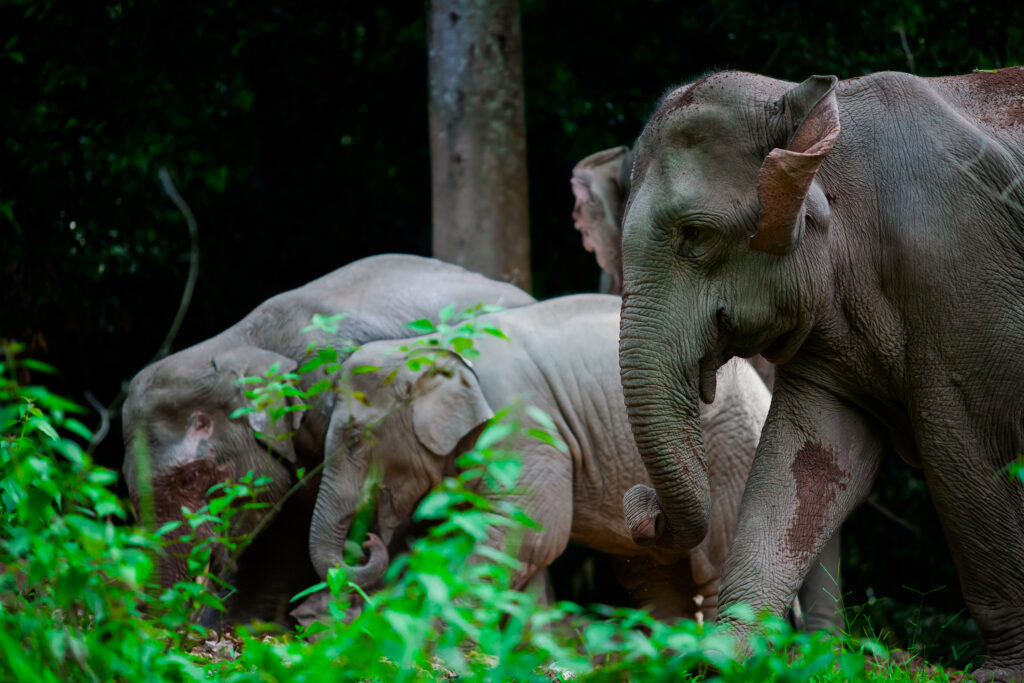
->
xmin=308 ymin=294 xmax=840 ymax=626
xmin=121 ymin=254 xmax=534 ymax=625
xmin=572 ymin=145 xmax=776 ymax=392
xmin=618 ymin=68 xmax=1024 ymax=680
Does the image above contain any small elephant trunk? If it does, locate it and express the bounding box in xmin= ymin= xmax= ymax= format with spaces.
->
xmin=309 ymin=448 xmax=389 ymax=587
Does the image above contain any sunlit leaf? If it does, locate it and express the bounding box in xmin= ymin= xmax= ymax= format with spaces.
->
xmin=406 ymin=318 xmax=436 ymax=334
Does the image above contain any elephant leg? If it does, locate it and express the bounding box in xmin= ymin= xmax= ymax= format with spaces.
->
xmin=718 ymin=380 xmax=884 ymax=632
xmin=523 ymin=568 xmax=555 ymax=605
xmin=613 ymin=554 xmax=700 ymax=621
xmin=484 ymin=444 xmax=573 ymax=590
xmin=797 ymin=532 xmax=845 ymax=633
xmin=202 ymin=490 xmax=321 ymax=628
xmin=913 ymin=416 xmax=1024 ymax=681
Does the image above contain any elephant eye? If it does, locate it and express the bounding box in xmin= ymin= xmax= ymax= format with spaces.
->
xmin=677 ymin=224 xmax=701 ymax=257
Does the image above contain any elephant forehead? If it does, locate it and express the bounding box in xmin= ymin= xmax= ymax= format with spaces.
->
xmin=625 ymin=152 xmax=757 ymax=235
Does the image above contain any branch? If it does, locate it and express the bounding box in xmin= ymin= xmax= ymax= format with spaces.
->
xmin=155 ymin=167 xmax=200 ymax=361
xmin=84 ymin=391 xmax=109 ymax=451
xmin=867 ymin=496 xmax=920 ymax=537
xmin=895 ymin=25 xmax=915 ymax=74
xmin=89 ymin=168 xmax=201 ymax=453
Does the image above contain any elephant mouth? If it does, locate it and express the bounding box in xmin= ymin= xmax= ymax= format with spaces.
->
xmin=759 ymin=322 xmax=810 ymax=364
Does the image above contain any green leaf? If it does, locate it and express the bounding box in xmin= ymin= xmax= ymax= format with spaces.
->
xmin=351 ymin=365 xmax=380 ymax=375
xmin=526 ymin=406 xmax=557 ymax=431
xmin=382 ymin=366 xmax=400 ymax=386
xmin=406 ymin=318 xmax=436 ymax=334
xmin=290 ymin=581 xmax=329 ymax=603
xmin=487 ymin=459 xmax=522 ymax=490
xmin=229 ymin=406 xmax=256 ymax=418
xmin=305 ymin=379 xmax=332 ymax=396
xmin=525 ymin=428 xmax=569 ymax=454
xmin=20 ymin=359 xmax=58 ymax=374
xmin=481 ymin=325 xmax=509 ymax=341
xmin=27 ymin=417 xmax=58 ymax=440
xmin=300 ymin=312 xmax=348 ymax=335
xmin=439 ymin=303 xmax=455 ymax=323
xmin=63 ymin=418 xmax=92 ymax=440
xmin=155 ymin=520 xmax=183 ymax=537
xmin=414 ymin=490 xmax=457 ymax=521
xmin=476 ymin=422 xmax=514 ymax=450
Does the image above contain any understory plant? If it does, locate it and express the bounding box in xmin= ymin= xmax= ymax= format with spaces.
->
xmin=1 ymin=305 xmax=892 ymax=681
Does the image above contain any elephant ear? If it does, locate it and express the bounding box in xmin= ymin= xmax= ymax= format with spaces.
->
xmin=213 ymin=346 xmax=304 ymax=465
xmin=571 ymin=146 xmax=632 ymax=294
xmin=412 ymin=354 xmax=494 ymax=456
xmin=750 ymin=75 xmax=840 ymax=255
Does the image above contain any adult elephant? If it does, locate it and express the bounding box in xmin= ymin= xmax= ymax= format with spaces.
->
xmin=617 ymin=68 xmax=1024 ymax=681
xmin=121 ymin=254 xmax=534 ymax=625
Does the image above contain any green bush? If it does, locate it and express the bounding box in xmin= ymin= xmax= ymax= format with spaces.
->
xmin=1 ymin=329 xmax=893 ymax=682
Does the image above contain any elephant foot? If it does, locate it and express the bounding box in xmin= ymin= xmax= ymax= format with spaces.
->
xmin=971 ymin=662 xmax=1024 ymax=683
xmin=622 ymin=484 xmax=665 ymax=546
xmin=289 ymin=589 xmax=331 ymax=629
xmin=289 ymin=588 xmax=366 ymax=632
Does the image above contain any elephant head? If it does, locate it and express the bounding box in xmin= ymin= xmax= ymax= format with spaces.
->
xmin=122 ymin=341 xmax=305 ymax=586
xmin=618 ymin=72 xmax=840 ymax=553
xmin=309 ymin=346 xmax=493 ymax=585
xmin=571 ymin=145 xmax=633 ymax=294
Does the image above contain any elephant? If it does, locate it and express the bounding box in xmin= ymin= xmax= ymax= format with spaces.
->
xmin=307 ymin=293 xmax=843 ymax=628
xmin=121 ymin=253 xmax=534 ymax=625
xmin=616 ymin=68 xmax=1024 ymax=680
xmin=570 ymin=145 xmax=634 ymax=295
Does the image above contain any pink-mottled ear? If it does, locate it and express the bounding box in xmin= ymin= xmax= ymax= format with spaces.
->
xmin=570 ymin=174 xmax=594 ymax=206
xmin=188 ymin=411 xmax=215 ymax=439
xmin=570 ymin=146 xmax=632 ymax=293
xmin=751 ymin=75 xmax=840 ymax=255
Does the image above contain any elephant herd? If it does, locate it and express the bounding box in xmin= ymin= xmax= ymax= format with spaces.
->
xmin=123 ymin=67 xmax=1024 ymax=681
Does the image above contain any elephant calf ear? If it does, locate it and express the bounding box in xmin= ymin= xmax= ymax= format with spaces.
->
xmin=412 ymin=358 xmax=494 ymax=456
xmin=751 ymin=75 xmax=840 ymax=255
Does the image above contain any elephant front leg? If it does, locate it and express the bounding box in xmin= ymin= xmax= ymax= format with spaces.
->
xmin=718 ymin=380 xmax=885 ymax=634
xmin=482 ymin=443 xmax=574 ymax=591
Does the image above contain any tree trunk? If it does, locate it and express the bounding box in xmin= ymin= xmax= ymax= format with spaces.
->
xmin=428 ymin=0 xmax=531 ymax=291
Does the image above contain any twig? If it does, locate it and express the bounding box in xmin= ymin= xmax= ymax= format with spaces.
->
xmin=895 ymin=25 xmax=915 ymax=74
xmin=84 ymin=391 xmax=109 ymax=450
xmin=867 ymin=496 xmax=920 ymax=537
xmin=88 ymin=168 xmax=201 ymax=452
xmin=155 ymin=167 xmax=200 ymax=361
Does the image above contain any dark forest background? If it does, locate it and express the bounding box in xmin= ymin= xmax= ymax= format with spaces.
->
xmin=3 ymin=0 xmax=1022 ymax=665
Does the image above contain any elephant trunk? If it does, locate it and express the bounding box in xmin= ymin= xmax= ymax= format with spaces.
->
xmin=619 ymin=292 xmax=711 ymax=553
xmin=309 ymin=449 xmax=389 ymax=586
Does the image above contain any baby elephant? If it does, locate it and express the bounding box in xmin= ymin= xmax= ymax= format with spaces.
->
xmin=308 ymin=294 xmax=841 ymax=625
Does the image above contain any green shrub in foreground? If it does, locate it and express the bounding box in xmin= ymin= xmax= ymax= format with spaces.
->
xmin=1 ymin=340 xmax=891 ymax=681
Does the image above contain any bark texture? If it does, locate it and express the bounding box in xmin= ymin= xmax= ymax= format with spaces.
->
xmin=428 ymin=0 xmax=531 ymax=290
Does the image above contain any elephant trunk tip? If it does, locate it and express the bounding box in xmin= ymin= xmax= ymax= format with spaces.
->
xmin=313 ymin=532 xmax=390 ymax=588
xmin=622 ymin=483 xmax=708 ymax=552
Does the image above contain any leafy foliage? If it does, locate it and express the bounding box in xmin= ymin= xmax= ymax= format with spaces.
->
xmin=2 ymin=334 xmax=916 ymax=682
